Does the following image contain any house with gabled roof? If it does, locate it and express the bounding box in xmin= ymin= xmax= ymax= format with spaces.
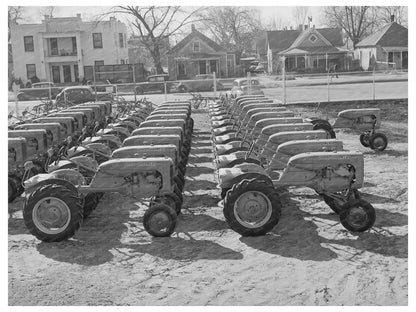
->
xmin=166 ymin=24 xmax=236 ymax=80
xmin=355 ymin=21 xmax=408 ymax=70
xmin=266 ymin=26 xmax=350 ymax=73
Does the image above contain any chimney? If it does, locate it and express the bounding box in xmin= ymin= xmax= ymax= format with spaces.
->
xmin=298 ymin=24 xmax=303 ymax=30
xmin=76 ymin=13 xmax=81 ymax=19
xmin=191 ymin=24 xmax=195 ymax=32
xmin=290 ymin=26 xmax=293 ymax=30
xmin=390 ymin=15 xmax=395 ymax=22
xmin=304 ymin=24 xmax=308 ymax=30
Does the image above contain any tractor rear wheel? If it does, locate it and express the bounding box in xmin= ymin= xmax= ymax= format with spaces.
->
xmin=369 ymin=133 xmax=388 ymax=151
xmin=339 ymin=199 xmax=376 ymax=232
xmin=23 ymin=184 xmax=83 ymax=242
xmin=223 ymin=178 xmax=281 ymax=236
xmin=313 ymin=122 xmax=336 ymax=139
xmin=143 ymin=204 xmax=177 ymax=237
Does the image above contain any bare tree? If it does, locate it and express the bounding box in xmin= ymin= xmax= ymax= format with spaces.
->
xmin=376 ymin=6 xmax=408 ymax=27
xmin=265 ymin=16 xmax=288 ymax=31
xmin=8 ymin=6 xmax=25 ymax=41
xmin=112 ymin=6 xmax=204 ymax=74
xmin=39 ymin=6 xmax=59 ymax=19
xmin=323 ymin=6 xmax=378 ymax=48
xmin=292 ymin=6 xmax=309 ymax=27
xmin=198 ymin=7 xmax=263 ymax=63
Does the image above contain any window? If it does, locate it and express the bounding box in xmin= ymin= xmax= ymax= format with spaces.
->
xmin=72 ymin=37 xmax=77 ymax=53
xmin=24 ymin=36 xmax=34 ymax=52
xmin=93 ymin=33 xmax=103 ymax=48
xmin=120 ymin=59 xmax=125 ymax=64
xmin=26 ymin=64 xmax=36 ymax=80
xmin=309 ymin=35 xmax=317 ymax=43
xmin=95 ymin=60 xmax=104 ymax=68
xmin=119 ymin=33 xmax=124 ymax=48
xmin=50 ymin=38 xmax=58 ymax=55
xmin=193 ymin=41 xmax=200 ymax=52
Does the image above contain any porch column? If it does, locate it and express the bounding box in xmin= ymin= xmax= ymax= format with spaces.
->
xmin=305 ymin=54 xmax=307 ymax=68
xmin=325 ymin=53 xmax=328 ymax=71
xmin=76 ymin=32 xmax=84 ymax=80
xmin=225 ymin=54 xmax=229 ymax=78
xmin=295 ymin=56 xmax=297 ymax=68
xmin=400 ymin=51 xmax=403 ymax=69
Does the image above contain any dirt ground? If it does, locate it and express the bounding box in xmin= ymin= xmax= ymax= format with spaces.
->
xmin=8 ymin=101 xmax=408 ymax=306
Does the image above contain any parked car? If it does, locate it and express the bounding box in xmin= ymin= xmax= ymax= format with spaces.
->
xmin=32 ymin=82 xmax=55 ymax=88
xmin=174 ymin=74 xmax=225 ymax=93
xmin=55 ymin=86 xmax=113 ymax=105
xmin=16 ymin=86 xmax=63 ymax=101
xmin=227 ymin=78 xmax=264 ymax=96
xmin=135 ymin=74 xmax=178 ymax=94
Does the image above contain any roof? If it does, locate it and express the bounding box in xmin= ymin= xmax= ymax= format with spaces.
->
xmin=356 ymin=22 xmax=408 ymax=48
xmin=167 ymin=28 xmax=226 ymax=55
xmin=267 ymin=27 xmax=344 ymax=53
xmin=267 ymin=30 xmax=301 ymax=53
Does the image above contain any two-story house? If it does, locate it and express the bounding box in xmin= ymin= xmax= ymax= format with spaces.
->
xmin=10 ymin=14 xmax=128 ymax=85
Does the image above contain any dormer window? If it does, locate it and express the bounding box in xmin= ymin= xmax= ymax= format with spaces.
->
xmin=193 ymin=41 xmax=200 ymax=52
xmin=309 ymin=35 xmax=317 ymax=43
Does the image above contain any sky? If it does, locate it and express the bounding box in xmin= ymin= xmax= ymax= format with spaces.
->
xmin=18 ymin=6 xmax=326 ymax=30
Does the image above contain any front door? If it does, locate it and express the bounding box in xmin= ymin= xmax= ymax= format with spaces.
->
xmin=177 ymin=62 xmax=186 ymax=78
xmin=63 ymin=65 xmax=71 ymax=83
xmin=209 ymin=60 xmax=218 ymax=75
xmin=52 ymin=65 xmax=60 ymax=83
xmin=199 ymin=60 xmax=206 ymax=74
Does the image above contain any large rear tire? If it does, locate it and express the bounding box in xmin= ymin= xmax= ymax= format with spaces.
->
xmin=223 ymin=178 xmax=281 ymax=236
xmin=313 ymin=122 xmax=336 ymax=139
xmin=23 ymin=184 xmax=83 ymax=242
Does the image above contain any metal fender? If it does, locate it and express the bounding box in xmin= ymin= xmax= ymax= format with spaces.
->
xmin=24 ymin=170 xmax=86 ymax=194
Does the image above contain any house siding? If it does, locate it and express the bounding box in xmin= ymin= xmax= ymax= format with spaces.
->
xmin=10 ymin=16 xmax=128 ymax=84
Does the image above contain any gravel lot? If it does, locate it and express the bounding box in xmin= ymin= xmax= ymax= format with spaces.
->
xmin=8 ymin=98 xmax=407 ymax=305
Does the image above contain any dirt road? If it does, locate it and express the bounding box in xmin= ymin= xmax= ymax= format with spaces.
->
xmin=8 ymin=105 xmax=407 ymax=305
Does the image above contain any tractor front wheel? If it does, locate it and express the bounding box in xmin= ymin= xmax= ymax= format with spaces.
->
xmin=143 ymin=204 xmax=177 ymax=237
xmin=339 ymin=199 xmax=376 ymax=232
xmin=369 ymin=133 xmax=388 ymax=151
xmin=359 ymin=132 xmax=370 ymax=147
xmin=23 ymin=184 xmax=83 ymax=242
xmin=321 ymin=189 xmax=361 ymax=214
xmin=223 ymin=178 xmax=281 ymax=236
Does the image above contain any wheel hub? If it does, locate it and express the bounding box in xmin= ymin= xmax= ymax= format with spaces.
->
xmin=33 ymin=197 xmax=70 ymax=234
xmin=148 ymin=212 xmax=170 ymax=233
xmin=234 ymin=191 xmax=272 ymax=228
xmin=372 ymin=137 xmax=385 ymax=149
xmin=346 ymin=207 xmax=368 ymax=227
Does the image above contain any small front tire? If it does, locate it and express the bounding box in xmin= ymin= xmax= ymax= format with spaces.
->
xmin=339 ymin=199 xmax=376 ymax=232
xmin=143 ymin=204 xmax=177 ymax=237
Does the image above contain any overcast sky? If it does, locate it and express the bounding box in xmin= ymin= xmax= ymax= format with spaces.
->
xmin=19 ymin=6 xmax=326 ymax=29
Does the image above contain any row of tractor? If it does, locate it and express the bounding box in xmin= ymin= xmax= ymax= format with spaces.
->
xmin=208 ymin=95 xmax=380 ymax=236
xmin=9 ymin=99 xmax=194 ymax=241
